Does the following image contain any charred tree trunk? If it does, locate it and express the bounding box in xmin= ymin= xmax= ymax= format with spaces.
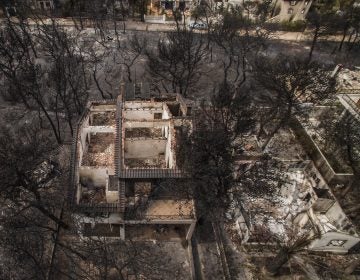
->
xmin=266 ymin=248 xmax=291 ymax=276
xmin=31 ymin=203 xmax=69 ymax=230
xmin=308 ymin=26 xmax=320 ymax=62
xmin=338 ymin=23 xmax=349 ymax=51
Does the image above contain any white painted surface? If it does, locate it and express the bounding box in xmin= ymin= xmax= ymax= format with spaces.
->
xmin=79 ymin=167 xmax=108 ymax=187
xmin=124 ymin=139 xmax=167 ymax=158
xmin=309 ymin=231 xmax=360 ymax=253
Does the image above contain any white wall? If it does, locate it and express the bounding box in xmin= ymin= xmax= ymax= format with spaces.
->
xmin=293 ymin=212 xmax=309 ymax=228
xmin=78 ymin=115 xmax=90 ymax=165
xmin=124 ymin=109 xmax=163 ymax=120
xmin=106 ymin=190 xmax=119 ymax=203
xmin=144 ymin=14 xmax=167 ymax=24
xmin=309 ymin=232 xmax=360 ymax=253
xmin=90 ymin=105 xmax=116 ymax=111
xmin=76 ymin=183 xmax=82 ymax=204
xmin=124 ymin=102 xmax=163 ymax=110
xmin=124 ymin=120 xmax=169 ymax=128
xmin=165 ymin=125 xmax=174 ymax=168
xmin=124 ymin=139 xmax=167 ymax=158
xmin=84 ymin=126 xmax=115 ymax=134
xmin=312 ymin=198 xmax=335 ymax=213
xmin=163 ymin=104 xmax=172 ymax=119
xmin=79 ymin=167 xmax=108 ymax=187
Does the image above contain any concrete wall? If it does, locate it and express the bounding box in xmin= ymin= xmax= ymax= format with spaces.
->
xmin=78 ymin=115 xmax=90 ymax=165
xmin=76 ymin=183 xmax=82 ymax=204
xmin=165 ymin=125 xmax=175 ymax=168
xmin=78 ymin=167 xmax=118 ymax=203
xmin=163 ymin=104 xmax=172 ymax=119
xmin=79 ymin=129 xmax=115 ymax=167
xmin=84 ymin=126 xmax=115 ymax=134
xmin=124 ymin=109 xmax=163 ymax=120
xmin=106 ymin=190 xmax=119 ymax=203
xmin=162 ymin=126 xmax=169 ymax=138
xmin=124 ymin=139 xmax=167 ymax=158
xmin=123 ymin=120 xmax=169 ymax=128
xmin=79 ymin=167 xmax=108 ymax=187
xmin=312 ymin=198 xmax=335 ymax=213
xmin=90 ymin=104 xmax=117 ymax=111
xmin=291 ymin=118 xmax=353 ymax=185
xmin=326 ymin=202 xmax=349 ymax=229
xmin=124 ymin=102 xmax=163 ymax=109
xmin=76 ymin=213 xmax=123 ymax=224
xmin=293 ymin=212 xmax=310 ymax=228
xmin=279 ymin=0 xmax=312 ymax=22
xmin=309 ymin=231 xmax=360 ymax=253
xmin=144 ymin=14 xmax=166 ymax=24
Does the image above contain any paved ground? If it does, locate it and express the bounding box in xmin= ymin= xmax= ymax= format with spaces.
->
xmin=3 ymin=17 xmax=348 ymax=43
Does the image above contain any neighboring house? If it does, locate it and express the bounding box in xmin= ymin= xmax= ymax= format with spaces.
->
xmin=1 ymin=0 xmax=61 ymax=15
xmin=271 ymin=0 xmax=312 ymax=22
xmin=69 ymin=85 xmax=197 ymax=241
xmin=231 ymin=160 xmax=360 ymax=253
xmin=149 ymin=0 xmax=193 ymax=12
xmin=27 ymin=0 xmax=55 ymax=10
xmin=335 ymin=66 xmax=360 ymax=122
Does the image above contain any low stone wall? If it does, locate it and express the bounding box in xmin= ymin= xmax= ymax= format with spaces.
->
xmin=144 ymin=14 xmax=166 ymax=24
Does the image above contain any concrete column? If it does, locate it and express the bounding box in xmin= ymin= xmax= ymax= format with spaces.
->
xmin=339 ymin=109 xmax=347 ymax=120
xmin=185 ymin=222 xmax=196 ymax=240
xmin=120 ymin=224 xmax=125 ymax=240
xmin=120 ymin=82 xmax=125 ymax=99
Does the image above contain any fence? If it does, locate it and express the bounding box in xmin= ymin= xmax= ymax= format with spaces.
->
xmin=144 ymin=14 xmax=166 ymax=24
